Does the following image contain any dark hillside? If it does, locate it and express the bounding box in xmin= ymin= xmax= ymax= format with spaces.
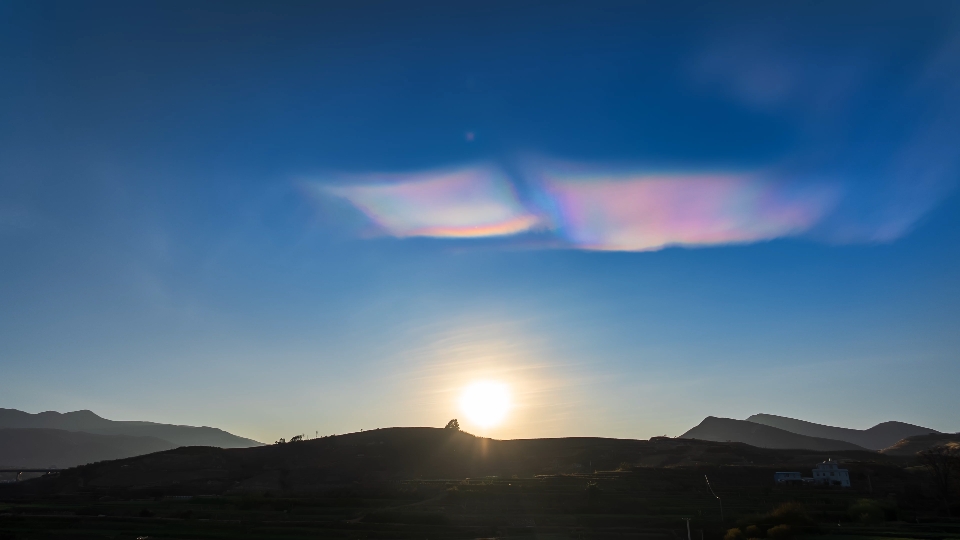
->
xmin=881 ymin=432 xmax=960 ymax=456
xmin=4 ymin=427 xmax=899 ymax=497
xmin=4 ymin=428 xmax=943 ymax=540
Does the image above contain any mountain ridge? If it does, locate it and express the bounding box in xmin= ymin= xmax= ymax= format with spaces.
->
xmin=0 ymin=408 xmax=261 ymax=448
xmin=0 ymin=428 xmax=177 ymax=469
xmin=746 ymin=413 xmax=938 ymax=450
xmin=681 ymin=416 xmax=868 ymax=451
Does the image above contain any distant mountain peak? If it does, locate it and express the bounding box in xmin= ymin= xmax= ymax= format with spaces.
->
xmin=745 ymin=413 xmax=937 ymax=450
xmin=40 ymin=409 xmax=104 ymax=420
xmin=682 ymin=416 xmax=867 ymax=452
xmin=65 ymin=409 xmax=102 ymax=417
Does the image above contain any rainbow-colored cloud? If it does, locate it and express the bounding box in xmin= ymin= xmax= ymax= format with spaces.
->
xmin=532 ymin=168 xmax=840 ymax=251
xmin=312 ymin=162 xmax=842 ymax=251
xmin=320 ymin=166 xmax=540 ymax=238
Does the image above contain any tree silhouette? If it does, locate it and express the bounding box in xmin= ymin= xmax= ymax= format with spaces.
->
xmin=445 ymin=419 xmax=460 ymax=431
xmin=919 ymin=444 xmax=960 ymax=503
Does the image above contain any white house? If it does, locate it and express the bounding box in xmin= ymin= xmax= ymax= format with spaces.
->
xmin=774 ymin=471 xmax=802 ymax=484
xmin=812 ymin=459 xmax=850 ymax=487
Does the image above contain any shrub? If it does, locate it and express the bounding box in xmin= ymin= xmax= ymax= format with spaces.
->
xmin=724 ymin=528 xmax=744 ymax=540
xmin=767 ymin=525 xmax=791 ymax=540
xmin=585 ymin=481 xmax=601 ymax=501
xmin=744 ymin=525 xmax=761 ymax=538
xmin=848 ymin=499 xmax=885 ymax=524
xmin=767 ymin=502 xmax=809 ymax=526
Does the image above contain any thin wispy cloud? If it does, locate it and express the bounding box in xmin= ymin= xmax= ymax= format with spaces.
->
xmin=689 ymin=26 xmax=960 ymax=244
xmin=689 ymin=32 xmax=868 ymax=116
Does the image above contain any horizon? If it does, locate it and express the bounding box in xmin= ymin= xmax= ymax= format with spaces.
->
xmin=2 ymin=0 xmax=960 ymax=445
xmin=1 ymin=407 xmax=952 ymax=447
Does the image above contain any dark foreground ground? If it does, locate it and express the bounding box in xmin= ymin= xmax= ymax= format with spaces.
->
xmin=3 ymin=470 xmax=959 ymax=540
xmin=1 ymin=429 xmax=958 ymax=539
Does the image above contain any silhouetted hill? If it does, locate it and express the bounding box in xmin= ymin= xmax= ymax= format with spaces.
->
xmin=5 ymin=427 xmax=897 ymax=496
xmin=880 ymin=432 xmax=960 ymax=456
xmin=681 ymin=416 xmax=867 ymax=451
xmin=746 ymin=413 xmax=938 ymax=451
xmin=0 ymin=408 xmax=260 ymax=448
xmin=0 ymin=428 xmax=176 ymax=468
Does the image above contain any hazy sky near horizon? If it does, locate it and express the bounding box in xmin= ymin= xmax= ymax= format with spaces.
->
xmin=2 ymin=0 xmax=960 ymax=444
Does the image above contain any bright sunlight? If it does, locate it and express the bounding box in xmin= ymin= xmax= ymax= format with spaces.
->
xmin=459 ymin=380 xmax=511 ymax=428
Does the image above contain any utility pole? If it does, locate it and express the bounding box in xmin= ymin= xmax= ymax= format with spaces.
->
xmin=705 ymin=475 xmax=723 ymax=523
xmin=683 ymin=518 xmax=692 ymax=540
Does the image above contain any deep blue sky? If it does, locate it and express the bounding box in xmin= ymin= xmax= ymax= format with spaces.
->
xmin=2 ymin=1 xmax=959 ymax=442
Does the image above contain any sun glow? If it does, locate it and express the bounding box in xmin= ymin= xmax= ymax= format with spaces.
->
xmin=459 ymin=380 xmax=512 ymax=428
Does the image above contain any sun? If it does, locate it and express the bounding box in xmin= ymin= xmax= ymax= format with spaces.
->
xmin=459 ymin=380 xmax=511 ymax=428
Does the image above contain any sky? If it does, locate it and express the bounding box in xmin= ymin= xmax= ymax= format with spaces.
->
xmin=1 ymin=0 xmax=959 ymax=444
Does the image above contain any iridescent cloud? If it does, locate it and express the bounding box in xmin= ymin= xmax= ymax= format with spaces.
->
xmin=532 ymin=168 xmax=840 ymax=251
xmin=319 ymin=166 xmax=540 ymax=239
xmin=313 ymin=163 xmax=843 ymax=251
